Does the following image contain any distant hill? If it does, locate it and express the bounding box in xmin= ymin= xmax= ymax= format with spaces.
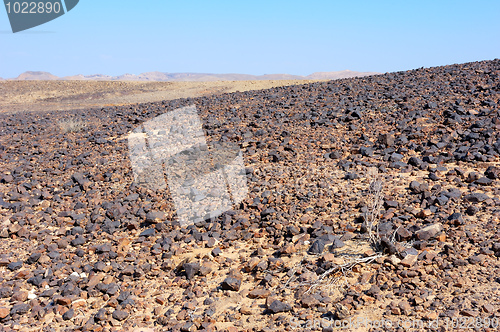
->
xmin=15 ymin=71 xmax=59 ymax=80
xmin=9 ymin=70 xmax=380 ymax=82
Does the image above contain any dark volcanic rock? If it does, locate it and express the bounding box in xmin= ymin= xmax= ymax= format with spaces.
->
xmin=447 ymin=212 xmax=464 ymax=225
xmin=380 ymin=236 xmax=397 ymax=255
xmin=475 ymin=177 xmax=493 ymax=186
xmin=485 ymin=166 xmax=500 ymax=179
xmin=0 ymin=197 xmax=10 ymax=209
xmin=395 ymin=227 xmax=412 ymax=241
xmin=221 ymin=277 xmax=241 ymax=291
xmin=139 ymin=228 xmax=156 ymax=237
xmin=308 ymin=239 xmax=325 ymax=254
xmin=72 ymin=172 xmax=90 ymax=189
xmin=268 ymin=300 xmax=291 ymax=313
xmin=71 ymin=235 xmax=86 ymax=246
xmin=409 ymin=181 xmax=424 ymax=193
xmin=26 ymin=252 xmax=41 ymax=264
xmin=345 ymin=172 xmax=359 ymax=180
xmin=183 ymin=262 xmax=200 ymax=280
xmin=329 ymin=237 xmax=345 ymax=250
xmin=94 ymin=308 xmax=107 ymax=321
xmin=465 ymin=205 xmax=479 ymax=216
xmin=10 ymin=303 xmax=29 ymax=315
xmin=408 ymin=156 xmax=423 ymax=167
xmin=112 ymin=309 xmax=129 ymax=321
xmin=464 ymin=193 xmax=490 ymax=203
xmin=0 ymin=288 xmax=13 ymax=298
xmin=117 ymin=291 xmax=131 ymax=303
xmin=366 ymin=285 xmax=381 ymax=297
xmin=360 ymin=147 xmax=374 ymax=157
xmin=62 ymin=308 xmax=74 ymax=320
xmin=260 ymin=208 xmax=276 ymax=218
xmin=7 ymin=261 xmax=23 ymax=271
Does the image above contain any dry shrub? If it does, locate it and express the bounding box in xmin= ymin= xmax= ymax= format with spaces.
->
xmin=363 ymin=167 xmax=384 ymax=249
xmin=280 ymin=167 xmax=388 ymax=297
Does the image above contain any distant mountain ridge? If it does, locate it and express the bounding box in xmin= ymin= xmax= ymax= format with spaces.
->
xmin=11 ymin=70 xmax=380 ymax=82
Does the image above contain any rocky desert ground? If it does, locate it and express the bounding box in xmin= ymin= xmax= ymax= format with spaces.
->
xmin=0 ymin=59 xmax=499 ymax=332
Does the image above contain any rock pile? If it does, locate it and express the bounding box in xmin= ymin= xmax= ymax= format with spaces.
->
xmin=0 ymin=59 xmax=499 ymax=331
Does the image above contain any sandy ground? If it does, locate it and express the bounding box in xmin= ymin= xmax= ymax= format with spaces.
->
xmin=0 ymin=80 xmax=324 ymax=114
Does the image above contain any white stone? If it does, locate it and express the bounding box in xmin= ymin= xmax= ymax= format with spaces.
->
xmin=28 ymin=290 xmax=37 ymax=300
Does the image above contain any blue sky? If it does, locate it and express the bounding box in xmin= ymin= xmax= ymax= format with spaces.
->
xmin=0 ymin=0 xmax=499 ymax=78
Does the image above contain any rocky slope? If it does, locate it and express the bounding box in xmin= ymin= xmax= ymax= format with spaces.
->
xmin=0 ymin=59 xmax=499 ymax=331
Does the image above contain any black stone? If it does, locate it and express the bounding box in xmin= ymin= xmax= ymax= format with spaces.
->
xmin=139 ymin=228 xmax=156 ymax=237
xmin=71 ymin=226 xmax=85 ymax=235
xmin=7 ymin=261 xmax=23 ymax=271
xmin=448 ymin=213 xmax=464 ymax=225
xmin=409 ymin=181 xmax=423 ymax=193
xmin=475 ymin=177 xmax=493 ymax=186
xmin=395 ymin=227 xmax=412 ymax=241
xmin=378 ymin=133 xmax=395 ymax=146
xmin=360 ymin=147 xmax=374 ymax=157
xmin=380 ymin=237 xmax=397 ymax=255
xmin=308 ymin=239 xmax=325 ymax=254
xmin=146 ymin=211 xmax=165 ymax=223
xmin=62 ymin=308 xmax=74 ymax=320
xmin=183 ymin=262 xmax=200 ymax=280
xmin=112 ymin=310 xmax=129 ymax=321
xmin=221 ymin=277 xmax=241 ymax=291
xmin=117 ymin=291 xmax=131 ymax=303
xmin=10 ymin=303 xmax=29 ymax=315
xmin=71 ymin=235 xmax=86 ymax=246
xmin=0 ymin=287 xmax=13 ymax=298
xmin=485 ymin=166 xmax=500 ymax=179
xmin=94 ymin=308 xmax=107 ymax=321
xmin=329 ymin=151 xmax=342 ymax=159
xmin=26 ymin=252 xmax=41 ymax=264
xmin=106 ymin=283 xmax=120 ymax=296
xmin=268 ymin=300 xmax=292 ymax=313
xmin=345 ymin=172 xmax=359 ymax=180
xmin=261 ymin=208 xmax=276 ymax=218
xmin=465 ymin=206 xmax=478 ymax=216
xmin=464 ymin=193 xmax=490 ymax=203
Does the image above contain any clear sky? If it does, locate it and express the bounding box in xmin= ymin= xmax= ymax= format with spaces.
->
xmin=0 ymin=0 xmax=499 ymax=78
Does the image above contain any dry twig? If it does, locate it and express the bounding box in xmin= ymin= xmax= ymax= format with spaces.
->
xmin=363 ymin=167 xmax=384 ymax=249
xmin=297 ymin=254 xmax=384 ymax=295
